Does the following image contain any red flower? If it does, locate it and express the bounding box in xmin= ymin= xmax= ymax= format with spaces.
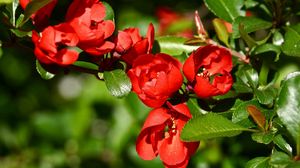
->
xmin=136 ymin=102 xmax=199 ymax=168
xmin=32 ymin=23 xmax=79 ymax=65
xmin=183 ymin=45 xmax=233 ymax=98
xmin=128 ymin=53 xmax=183 ymax=108
xmin=66 ymin=0 xmax=115 ymax=56
xmin=19 ymin=0 xmax=57 ymax=31
xmin=114 ymin=24 xmax=154 ymax=66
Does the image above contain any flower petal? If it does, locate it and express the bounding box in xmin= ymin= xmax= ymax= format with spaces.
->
xmin=158 ymin=131 xmax=188 ymax=166
xmin=194 ymin=76 xmax=220 ymax=98
xmin=167 ymin=102 xmax=192 ymax=119
xmin=141 ymin=107 xmax=170 ymax=131
xmin=55 ymin=48 xmax=79 ymax=65
xmin=90 ymin=2 xmax=106 ymax=22
xmin=146 ymin=23 xmax=155 ymax=53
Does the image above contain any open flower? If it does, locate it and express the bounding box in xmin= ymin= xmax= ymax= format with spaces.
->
xmin=128 ymin=53 xmax=183 ymax=108
xmin=32 ymin=23 xmax=79 ymax=65
xmin=113 ymin=24 xmax=154 ymax=66
xmin=136 ymin=102 xmax=199 ymax=168
xmin=183 ymin=45 xmax=233 ymax=98
xmin=19 ymin=0 xmax=57 ymax=31
xmin=66 ymin=0 xmax=115 ymax=56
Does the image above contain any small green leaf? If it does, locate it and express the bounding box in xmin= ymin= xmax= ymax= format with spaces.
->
xmin=181 ymin=113 xmax=248 ymax=141
xmin=251 ymin=132 xmax=275 ymax=144
xmin=236 ymin=65 xmax=259 ymax=89
xmin=282 ymin=24 xmax=300 ymax=57
xmin=154 ymin=36 xmax=198 ymax=56
xmin=233 ymin=16 xmax=272 ymax=38
xmin=253 ymin=43 xmax=281 ymax=57
xmin=21 ymin=0 xmax=52 ymax=25
xmin=103 ymin=1 xmax=114 ymax=21
xmin=272 ymin=30 xmax=284 ymax=46
xmin=103 ymin=69 xmax=132 ymax=98
xmin=12 ymin=0 xmax=18 ymax=27
xmin=270 ymin=151 xmax=292 ymax=167
xmin=245 ymin=157 xmax=270 ymax=168
xmin=212 ymin=18 xmax=230 ymax=47
xmin=204 ymin=0 xmax=244 ymax=22
xmin=239 ymin=24 xmax=257 ymax=48
xmin=276 ymin=72 xmax=300 ymax=151
xmin=35 ymin=60 xmax=55 ymax=80
xmin=10 ymin=29 xmax=31 ymax=37
xmin=72 ymin=61 xmax=98 ymax=71
xmin=273 ymin=134 xmax=293 ymax=156
xmin=254 ymin=86 xmax=277 ymax=106
xmin=244 ymin=0 xmax=259 ymax=9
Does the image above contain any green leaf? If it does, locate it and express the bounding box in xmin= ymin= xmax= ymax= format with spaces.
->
xmin=154 ymin=36 xmax=198 ymax=56
xmin=282 ymin=24 xmax=300 ymax=57
xmin=0 ymin=0 xmax=13 ymax=4
xmin=187 ymin=98 xmax=208 ymax=116
xmin=276 ymin=72 xmax=300 ymax=151
xmin=35 ymin=60 xmax=55 ymax=80
xmin=72 ymin=61 xmax=98 ymax=71
xmin=212 ymin=18 xmax=230 ymax=47
xmin=272 ymin=30 xmax=284 ymax=46
xmin=270 ymin=151 xmax=292 ymax=167
xmin=21 ymin=0 xmax=52 ymax=25
xmin=245 ymin=157 xmax=270 ymax=168
xmin=12 ymin=0 xmax=18 ymax=27
xmin=244 ymin=0 xmax=259 ymax=9
xmin=251 ymin=132 xmax=275 ymax=144
xmin=181 ymin=113 xmax=248 ymax=141
xmin=254 ymin=86 xmax=277 ymax=106
xmin=273 ymin=134 xmax=293 ymax=156
xmin=103 ymin=1 xmax=114 ymax=21
xmin=236 ymin=65 xmax=259 ymax=89
xmin=10 ymin=29 xmax=31 ymax=37
xmin=252 ymin=43 xmax=281 ymax=60
xmin=233 ymin=16 xmax=272 ymax=38
xmin=239 ymin=23 xmax=257 ymax=48
xmin=103 ymin=69 xmax=132 ymax=98
xmin=204 ymin=0 xmax=244 ymax=22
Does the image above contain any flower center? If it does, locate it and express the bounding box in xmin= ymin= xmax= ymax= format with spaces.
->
xmin=164 ymin=117 xmax=177 ymax=138
xmin=90 ymin=20 xmax=98 ymax=29
xmin=197 ymin=67 xmax=211 ymax=78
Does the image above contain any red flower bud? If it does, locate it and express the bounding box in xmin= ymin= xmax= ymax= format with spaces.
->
xmin=114 ymin=24 xmax=155 ymax=66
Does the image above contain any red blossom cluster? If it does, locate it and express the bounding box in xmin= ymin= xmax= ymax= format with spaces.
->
xmin=21 ymin=0 xmax=234 ymax=167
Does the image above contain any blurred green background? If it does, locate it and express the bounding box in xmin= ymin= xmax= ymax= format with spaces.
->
xmin=0 ymin=0 xmax=272 ymax=167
